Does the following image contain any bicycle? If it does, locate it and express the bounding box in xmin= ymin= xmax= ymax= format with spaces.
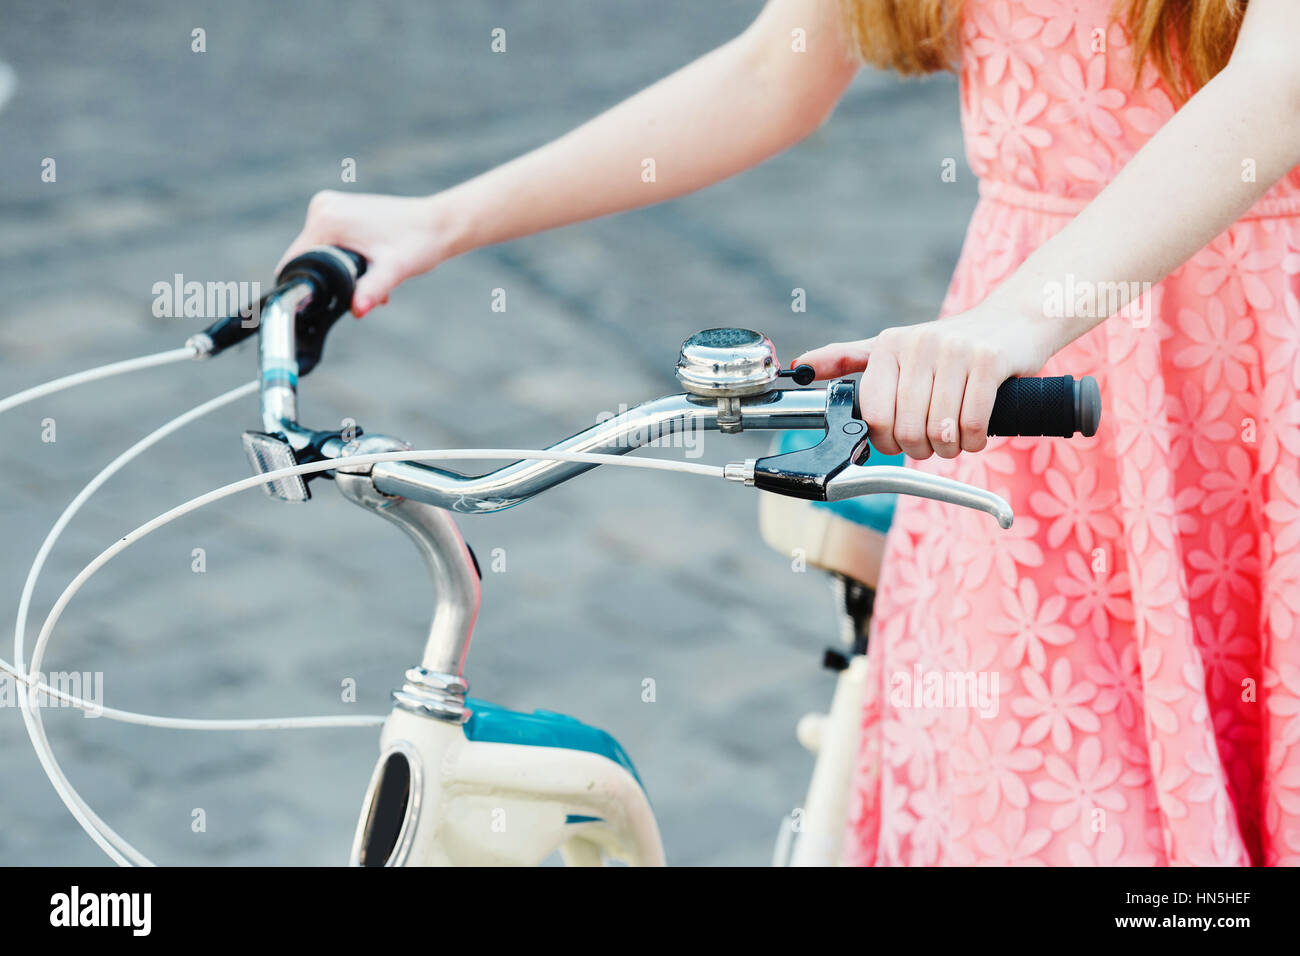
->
xmin=1 ymin=246 xmax=1100 ymax=866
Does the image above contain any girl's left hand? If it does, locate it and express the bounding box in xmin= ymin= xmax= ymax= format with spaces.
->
xmin=793 ymin=308 xmax=1058 ymax=460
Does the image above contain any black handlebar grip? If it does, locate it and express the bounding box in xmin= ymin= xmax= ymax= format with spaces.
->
xmin=273 ymin=246 xmax=368 ymax=375
xmin=275 ymin=246 xmax=366 ymax=317
xmin=193 ymin=246 xmax=367 ymax=361
xmin=985 ymin=375 xmax=1101 ymax=438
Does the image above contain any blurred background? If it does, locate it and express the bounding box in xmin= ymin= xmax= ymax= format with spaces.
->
xmin=0 ymin=0 xmax=975 ymax=864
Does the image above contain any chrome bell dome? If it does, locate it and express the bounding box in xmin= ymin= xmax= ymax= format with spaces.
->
xmin=674 ymin=328 xmax=780 ymax=398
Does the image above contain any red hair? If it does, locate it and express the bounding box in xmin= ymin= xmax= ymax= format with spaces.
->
xmin=838 ymin=0 xmax=1247 ymax=100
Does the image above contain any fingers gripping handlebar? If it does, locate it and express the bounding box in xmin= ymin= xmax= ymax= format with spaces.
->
xmin=749 ymin=374 xmax=1101 ymax=504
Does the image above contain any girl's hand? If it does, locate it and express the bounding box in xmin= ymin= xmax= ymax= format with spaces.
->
xmin=276 ymin=191 xmax=454 ymax=318
xmin=793 ymin=309 xmax=1057 ymax=460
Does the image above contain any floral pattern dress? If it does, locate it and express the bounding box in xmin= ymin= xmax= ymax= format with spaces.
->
xmin=844 ymin=0 xmax=1300 ymax=866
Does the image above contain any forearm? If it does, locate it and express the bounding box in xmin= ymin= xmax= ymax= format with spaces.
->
xmin=983 ymin=38 xmax=1300 ymax=351
xmin=433 ymin=0 xmax=856 ymax=258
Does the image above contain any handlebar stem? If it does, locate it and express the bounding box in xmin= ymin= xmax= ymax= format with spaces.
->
xmin=335 ymin=436 xmax=480 ymax=724
xmin=259 ymin=279 xmax=316 ymax=450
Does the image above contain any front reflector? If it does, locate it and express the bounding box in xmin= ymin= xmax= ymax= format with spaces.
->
xmin=241 ymin=430 xmax=310 ymax=501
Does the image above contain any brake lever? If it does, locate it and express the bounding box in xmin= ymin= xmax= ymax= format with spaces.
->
xmin=824 ymin=464 xmax=1013 ymax=529
xmin=751 ymin=379 xmax=868 ymax=500
xmin=747 ymin=376 xmax=1014 ymax=528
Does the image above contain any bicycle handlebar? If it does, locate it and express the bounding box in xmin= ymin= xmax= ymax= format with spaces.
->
xmin=208 ymin=247 xmax=1102 ymax=525
xmin=369 ymin=388 xmax=829 ymax=513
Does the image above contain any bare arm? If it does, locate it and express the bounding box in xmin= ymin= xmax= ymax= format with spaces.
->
xmin=800 ymin=0 xmax=1300 ymax=461
xmin=978 ymin=0 xmax=1300 ymax=347
xmin=280 ymin=0 xmax=858 ymax=314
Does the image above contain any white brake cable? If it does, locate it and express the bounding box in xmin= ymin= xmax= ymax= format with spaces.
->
xmin=1 ymin=347 xmax=204 ymax=863
xmin=31 ymin=446 xmax=726 ymax=698
xmin=23 ymin=446 xmax=724 ymax=864
xmin=6 ymin=379 xmax=389 ymax=727
xmin=9 ymin=382 xmax=255 ymax=866
xmin=17 ymin=447 xmax=723 ymax=718
xmin=0 ymin=347 xmax=197 ymax=415
xmin=5 ymin=380 xmax=380 ymax=867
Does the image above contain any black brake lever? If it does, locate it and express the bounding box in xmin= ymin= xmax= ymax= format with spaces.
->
xmin=752 ymin=379 xmax=868 ymax=501
xmin=752 ymin=368 xmax=1102 ymax=503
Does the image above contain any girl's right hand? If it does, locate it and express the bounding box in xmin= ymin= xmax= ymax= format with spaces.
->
xmin=276 ymin=190 xmax=454 ymax=318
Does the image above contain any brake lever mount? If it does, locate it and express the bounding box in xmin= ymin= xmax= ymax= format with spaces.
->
xmin=750 ymin=378 xmax=869 ymax=500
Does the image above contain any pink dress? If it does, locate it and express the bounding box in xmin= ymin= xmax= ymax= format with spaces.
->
xmin=845 ymin=0 xmax=1300 ymax=866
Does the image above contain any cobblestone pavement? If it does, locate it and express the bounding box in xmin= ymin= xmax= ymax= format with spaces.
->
xmin=0 ymin=0 xmax=975 ymax=864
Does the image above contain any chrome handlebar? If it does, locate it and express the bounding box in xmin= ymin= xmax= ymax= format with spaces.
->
xmin=368 ymin=389 xmax=828 ymax=514
xmin=227 ymin=252 xmax=1018 ymax=527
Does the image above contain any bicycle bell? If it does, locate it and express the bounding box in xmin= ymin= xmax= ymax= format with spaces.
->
xmin=675 ymin=328 xmax=780 ymax=432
